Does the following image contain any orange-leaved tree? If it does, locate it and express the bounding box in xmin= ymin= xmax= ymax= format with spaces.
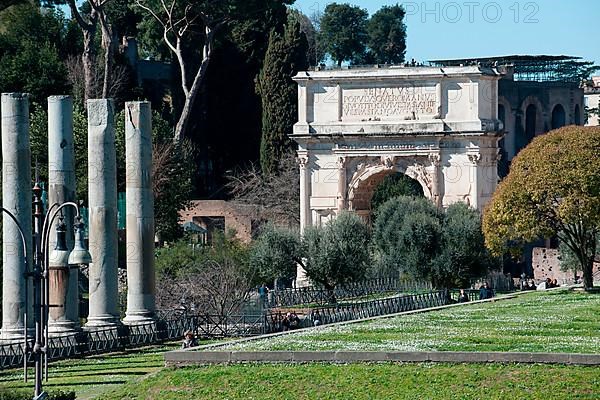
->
xmin=483 ymin=126 xmax=600 ymax=290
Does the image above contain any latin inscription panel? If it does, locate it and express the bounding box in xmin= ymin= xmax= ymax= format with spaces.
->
xmin=342 ymin=85 xmax=438 ymax=121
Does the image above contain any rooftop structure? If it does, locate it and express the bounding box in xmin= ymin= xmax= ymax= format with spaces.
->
xmin=429 ymin=55 xmax=596 ymax=83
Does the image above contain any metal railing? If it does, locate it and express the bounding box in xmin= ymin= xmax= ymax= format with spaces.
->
xmin=268 ymin=278 xmax=432 ymax=308
xmin=265 ymin=290 xmax=449 ymax=332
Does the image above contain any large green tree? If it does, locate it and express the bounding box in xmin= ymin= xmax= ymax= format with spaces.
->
xmin=371 ymin=173 xmax=423 ymax=215
xmin=483 ymin=126 xmax=600 ymax=290
xmin=0 ymin=4 xmax=71 ymax=104
xmin=366 ymin=4 xmax=406 ymax=64
xmin=374 ymin=196 xmax=492 ymax=288
xmin=319 ymin=3 xmax=368 ymax=66
xmin=135 ymin=0 xmax=293 ymax=141
xmin=256 ymin=18 xmax=308 ymax=174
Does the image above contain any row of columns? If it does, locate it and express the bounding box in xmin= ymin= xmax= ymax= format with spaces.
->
xmin=1 ymin=94 xmax=156 ymax=338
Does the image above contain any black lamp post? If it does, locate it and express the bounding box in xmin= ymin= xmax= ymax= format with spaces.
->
xmin=1 ymin=181 xmax=93 ymax=400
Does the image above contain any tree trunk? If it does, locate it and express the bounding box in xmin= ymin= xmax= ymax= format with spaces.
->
xmin=173 ymin=29 xmax=213 ymax=141
xmin=100 ymin=20 xmax=115 ymax=99
xmin=82 ymin=28 xmax=97 ymax=103
xmin=582 ymin=257 xmax=594 ymax=290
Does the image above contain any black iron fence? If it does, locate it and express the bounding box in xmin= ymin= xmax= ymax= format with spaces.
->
xmin=268 ymin=278 xmax=432 ymax=308
xmin=0 ymin=313 xmax=268 ymax=370
xmin=265 ymin=290 xmax=450 ymax=332
xmin=0 ymin=286 xmax=498 ymax=370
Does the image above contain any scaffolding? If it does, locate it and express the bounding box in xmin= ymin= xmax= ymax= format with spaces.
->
xmin=429 ymin=55 xmax=598 ymax=83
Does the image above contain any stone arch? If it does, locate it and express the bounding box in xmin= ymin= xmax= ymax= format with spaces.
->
xmin=551 ymin=104 xmax=566 ymax=129
xmin=347 ymin=157 xmax=433 ymax=217
xmin=520 ymin=96 xmax=545 ymax=140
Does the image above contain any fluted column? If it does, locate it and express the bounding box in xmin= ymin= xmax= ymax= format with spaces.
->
xmin=296 ymin=154 xmax=311 ymax=287
xmin=1 ymin=93 xmax=33 ymax=339
xmin=123 ymin=101 xmax=156 ymax=323
xmin=47 ymin=95 xmax=80 ymax=334
xmin=85 ymin=99 xmax=120 ymax=328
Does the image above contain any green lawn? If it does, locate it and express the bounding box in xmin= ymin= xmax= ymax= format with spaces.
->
xmin=222 ymin=290 xmax=600 ymax=353
xmin=0 ymin=345 xmax=177 ymax=400
xmin=96 ymin=363 xmax=600 ymax=400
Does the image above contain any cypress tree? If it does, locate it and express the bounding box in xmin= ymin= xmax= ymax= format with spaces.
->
xmin=257 ymin=20 xmax=308 ymax=174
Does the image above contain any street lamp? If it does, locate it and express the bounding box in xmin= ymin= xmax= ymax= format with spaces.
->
xmin=3 ymin=181 xmax=93 ymax=400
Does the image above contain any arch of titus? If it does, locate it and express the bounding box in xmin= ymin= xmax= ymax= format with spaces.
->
xmin=292 ymin=66 xmax=504 ymax=282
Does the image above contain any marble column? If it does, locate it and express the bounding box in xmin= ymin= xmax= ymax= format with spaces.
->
xmin=296 ymin=154 xmax=311 ymax=287
xmin=85 ymin=99 xmax=120 ymax=328
xmin=47 ymin=95 xmax=80 ymax=334
xmin=298 ymin=155 xmax=311 ymax=233
xmin=123 ymin=101 xmax=156 ymax=323
xmin=1 ymin=93 xmax=33 ymax=339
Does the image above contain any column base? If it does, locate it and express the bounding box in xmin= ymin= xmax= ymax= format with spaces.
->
xmin=123 ymin=311 xmax=156 ymax=325
xmin=48 ymin=320 xmax=81 ymax=336
xmin=0 ymin=327 xmax=33 ymax=341
xmin=84 ymin=315 xmax=122 ymax=329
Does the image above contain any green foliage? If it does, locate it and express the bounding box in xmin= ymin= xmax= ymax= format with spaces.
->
xmin=374 ymin=197 xmax=492 ymax=288
xmin=252 ymin=212 xmax=371 ymax=290
xmin=251 ymin=224 xmax=300 ymax=283
xmin=432 ymin=203 xmax=495 ymax=288
xmin=483 ymin=126 xmax=600 ymax=289
xmin=303 ymin=212 xmax=371 ymax=290
xmin=319 ymin=3 xmax=368 ymax=66
xmin=287 ymin=8 xmax=324 ymax=67
xmin=0 ymin=4 xmax=71 ymax=104
xmin=256 ymin=19 xmax=308 ymax=174
xmin=371 ymin=173 xmax=423 ymax=214
xmin=366 ymin=4 xmax=406 ymax=64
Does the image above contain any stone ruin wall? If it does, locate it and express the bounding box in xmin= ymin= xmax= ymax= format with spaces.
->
xmin=532 ymin=247 xmax=600 ymax=284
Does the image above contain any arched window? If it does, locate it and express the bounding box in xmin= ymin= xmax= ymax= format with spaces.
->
xmin=551 ymin=104 xmax=566 ymax=129
xmin=525 ymin=104 xmax=537 ymax=141
xmin=574 ymin=104 xmax=581 ymax=125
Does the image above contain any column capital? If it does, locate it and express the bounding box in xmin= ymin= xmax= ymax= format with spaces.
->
xmin=380 ymin=155 xmax=395 ymax=168
xmin=468 ymin=153 xmax=482 ymax=165
xmin=297 ymin=155 xmax=308 ymax=169
xmin=428 ymin=153 xmax=441 ymax=166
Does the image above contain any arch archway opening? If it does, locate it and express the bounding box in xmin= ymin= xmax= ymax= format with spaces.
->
xmin=551 ymin=104 xmax=566 ymax=129
xmin=350 ymin=170 xmax=424 ymax=225
xmin=525 ymin=104 xmax=537 ymax=141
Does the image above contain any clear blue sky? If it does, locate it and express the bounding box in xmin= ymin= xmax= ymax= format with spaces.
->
xmin=293 ymin=0 xmax=600 ymax=66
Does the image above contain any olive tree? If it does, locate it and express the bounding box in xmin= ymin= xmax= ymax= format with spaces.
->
xmin=483 ymin=126 xmax=600 ymax=290
xmin=252 ymin=212 xmax=371 ymax=300
xmin=374 ymin=196 xmax=492 ymax=288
